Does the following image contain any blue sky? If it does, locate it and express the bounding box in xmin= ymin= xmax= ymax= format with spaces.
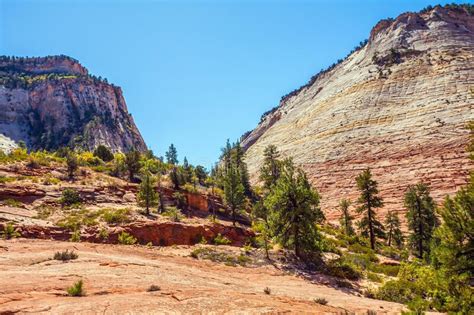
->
xmin=1 ymin=0 xmax=468 ymax=167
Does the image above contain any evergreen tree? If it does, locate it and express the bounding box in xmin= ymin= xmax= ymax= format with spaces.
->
xmin=339 ymin=199 xmax=354 ymax=236
xmin=194 ymin=165 xmax=207 ymax=185
xmin=137 ymin=169 xmax=158 ymax=215
xmin=170 ymin=166 xmax=184 ymax=190
xmin=93 ymin=145 xmax=114 ymax=162
xmin=223 ymin=163 xmax=245 ymax=226
xmin=66 ymin=152 xmax=78 ymax=179
xmin=125 ymin=150 xmax=141 ymax=182
xmin=220 ymin=139 xmax=233 ymax=171
xmin=404 ymin=183 xmax=438 ymax=259
xmin=182 ymin=157 xmax=193 ymax=183
xmin=165 ymin=144 xmax=178 ymax=165
xmin=356 ymin=168 xmax=385 ymax=250
xmin=259 ymin=144 xmax=281 ymax=190
xmin=432 ymin=122 xmax=473 ymax=275
xmin=232 ymin=141 xmax=252 ymax=197
xmin=264 ymin=158 xmax=323 ymax=258
xmin=385 ymin=211 xmax=403 ymax=248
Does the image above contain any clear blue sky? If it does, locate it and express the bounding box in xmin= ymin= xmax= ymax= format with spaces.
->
xmin=1 ymin=0 xmax=468 ymax=168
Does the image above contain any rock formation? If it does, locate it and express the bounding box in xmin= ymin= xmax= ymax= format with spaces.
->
xmin=242 ymin=5 xmax=474 ymax=225
xmin=0 ymin=55 xmax=146 ymax=152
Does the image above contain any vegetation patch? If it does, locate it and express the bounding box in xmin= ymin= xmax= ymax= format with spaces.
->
xmin=1 ymin=222 xmax=20 ymax=239
xmin=54 ymin=249 xmax=78 ymax=261
xmin=67 ymin=279 xmax=84 ymax=297
xmin=118 ymin=231 xmax=137 ymax=245
xmin=190 ymin=247 xmax=251 ymax=267
xmin=102 ymin=208 xmax=131 ymax=224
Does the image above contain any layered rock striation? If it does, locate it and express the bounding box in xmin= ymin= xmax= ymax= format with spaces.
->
xmin=242 ymin=5 xmax=474 ymax=225
xmin=0 ymin=55 xmax=146 ymax=152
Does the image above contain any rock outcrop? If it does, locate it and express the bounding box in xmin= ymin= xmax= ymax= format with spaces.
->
xmin=242 ymin=5 xmax=474 ymax=225
xmin=0 ymin=55 xmax=146 ymax=152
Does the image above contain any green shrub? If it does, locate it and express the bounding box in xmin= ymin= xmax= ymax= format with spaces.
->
xmin=367 ymin=272 xmax=383 ymax=283
xmin=162 ymin=206 xmax=183 ymax=222
xmin=54 ymin=249 xmax=78 ymax=261
xmin=57 ymin=209 xmax=100 ymax=230
xmin=102 ymin=208 xmax=131 ymax=224
xmin=368 ymin=263 xmax=400 ymax=277
xmin=93 ymin=145 xmax=114 ymax=162
xmin=118 ymin=231 xmax=137 ymax=245
xmin=3 ymin=198 xmax=23 ymax=208
xmin=190 ymin=247 xmax=251 ymax=267
xmin=376 ymin=262 xmax=472 ymax=313
xmin=60 ymin=188 xmax=81 ymax=207
xmin=0 ymin=175 xmax=15 ymax=183
xmin=98 ymin=228 xmax=109 ymax=241
xmin=70 ymin=230 xmax=81 ymax=242
xmin=326 ymin=258 xmax=362 ymax=280
xmin=67 ymin=279 xmax=84 ymax=297
xmin=314 ymin=297 xmax=328 ymax=305
xmin=213 ymin=233 xmax=231 ymax=245
xmin=43 ymin=175 xmax=60 ymax=185
xmin=1 ymin=222 xmax=20 ymax=239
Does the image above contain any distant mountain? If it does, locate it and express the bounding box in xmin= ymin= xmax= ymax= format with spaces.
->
xmin=0 ymin=55 xmax=146 ymax=152
xmin=242 ymin=4 xmax=474 ymax=224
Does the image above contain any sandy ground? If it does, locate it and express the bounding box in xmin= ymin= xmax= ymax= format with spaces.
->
xmin=0 ymin=239 xmax=407 ymax=314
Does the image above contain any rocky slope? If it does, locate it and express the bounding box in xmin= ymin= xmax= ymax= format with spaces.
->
xmin=0 ymin=55 xmax=146 ymax=152
xmin=242 ymin=5 xmax=474 ymax=225
xmin=0 ymin=239 xmax=408 ymax=314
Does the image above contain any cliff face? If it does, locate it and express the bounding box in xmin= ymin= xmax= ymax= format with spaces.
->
xmin=242 ymin=5 xmax=474 ymax=225
xmin=0 ymin=55 xmax=146 ymax=152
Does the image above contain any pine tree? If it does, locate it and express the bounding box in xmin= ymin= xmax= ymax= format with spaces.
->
xmin=194 ymin=165 xmax=207 ymax=185
xmin=182 ymin=157 xmax=193 ymax=183
xmin=264 ymin=158 xmax=323 ymax=258
xmin=432 ymin=122 xmax=473 ymax=275
xmin=137 ymin=170 xmax=158 ymax=215
xmin=385 ymin=211 xmax=403 ymax=248
xmin=356 ymin=168 xmax=385 ymax=250
xmin=404 ymin=183 xmax=438 ymax=259
xmin=223 ymin=163 xmax=245 ymax=226
xmin=232 ymin=141 xmax=251 ymax=197
xmin=259 ymin=144 xmax=281 ymax=190
xmin=339 ymin=199 xmax=354 ymax=236
xmin=125 ymin=150 xmax=141 ymax=182
xmin=170 ymin=166 xmax=183 ymax=190
xmin=165 ymin=144 xmax=178 ymax=165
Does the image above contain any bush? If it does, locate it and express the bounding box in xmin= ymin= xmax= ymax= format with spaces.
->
xmin=368 ymin=263 xmax=400 ymax=277
xmin=213 ymin=233 xmax=231 ymax=245
xmin=70 ymin=230 xmax=81 ymax=242
xmin=57 ymin=209 xmax=100 ymax=230
xmin=102 ymin=208 xmax=131 ymax=224
xmin=326 ymin=258 xmax=362 ymax=280
xmin=60 ymin=188 xmax=81 ymax=207
xmin=147 ymin=285 xmax=161 ymax=292
xmin=67 ymin=279 xmax=84 ymax=297
xmin=314 ymin=297 xmax=328 ymax=305
xmin=118 ymin=231 xmax=137 ymax=245
xmin=98 ymin=228 xmax=109 ymax=241
xmin=190 ymin=247 xmax=251 ymax=267
xmin=375 ymin=262 xmax=472 ymax=313
xmin=93 ymin=145 xmax=114 ymax=162
xmin=1 ymin=222 xmax=20 ymax=239
xmin=3 ymin=198 xmax=23 ymax=207
xmin=54 ymin=250 xmax=78 ymax=261
xmin=263 ymin=287 xmax=271 ymax=295
xmin=162 ymin=207 xmax=183 ymax=222
xmin=367 ymin=272 xmax=383 ymax=283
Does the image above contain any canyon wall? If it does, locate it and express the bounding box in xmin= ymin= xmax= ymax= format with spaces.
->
xmin=0 ymin=55 xmax=146 ymax=152
xmin=242 ymin=5 xmax=474 ymax=226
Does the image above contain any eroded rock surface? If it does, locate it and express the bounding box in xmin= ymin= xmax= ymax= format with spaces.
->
xmin=0 ymin=55 xmax=146 ymax=152
xmin=0 ymin=239 xmax=406 ymax=314
xmin=242 ymin=6 xmax=474 ymax=225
